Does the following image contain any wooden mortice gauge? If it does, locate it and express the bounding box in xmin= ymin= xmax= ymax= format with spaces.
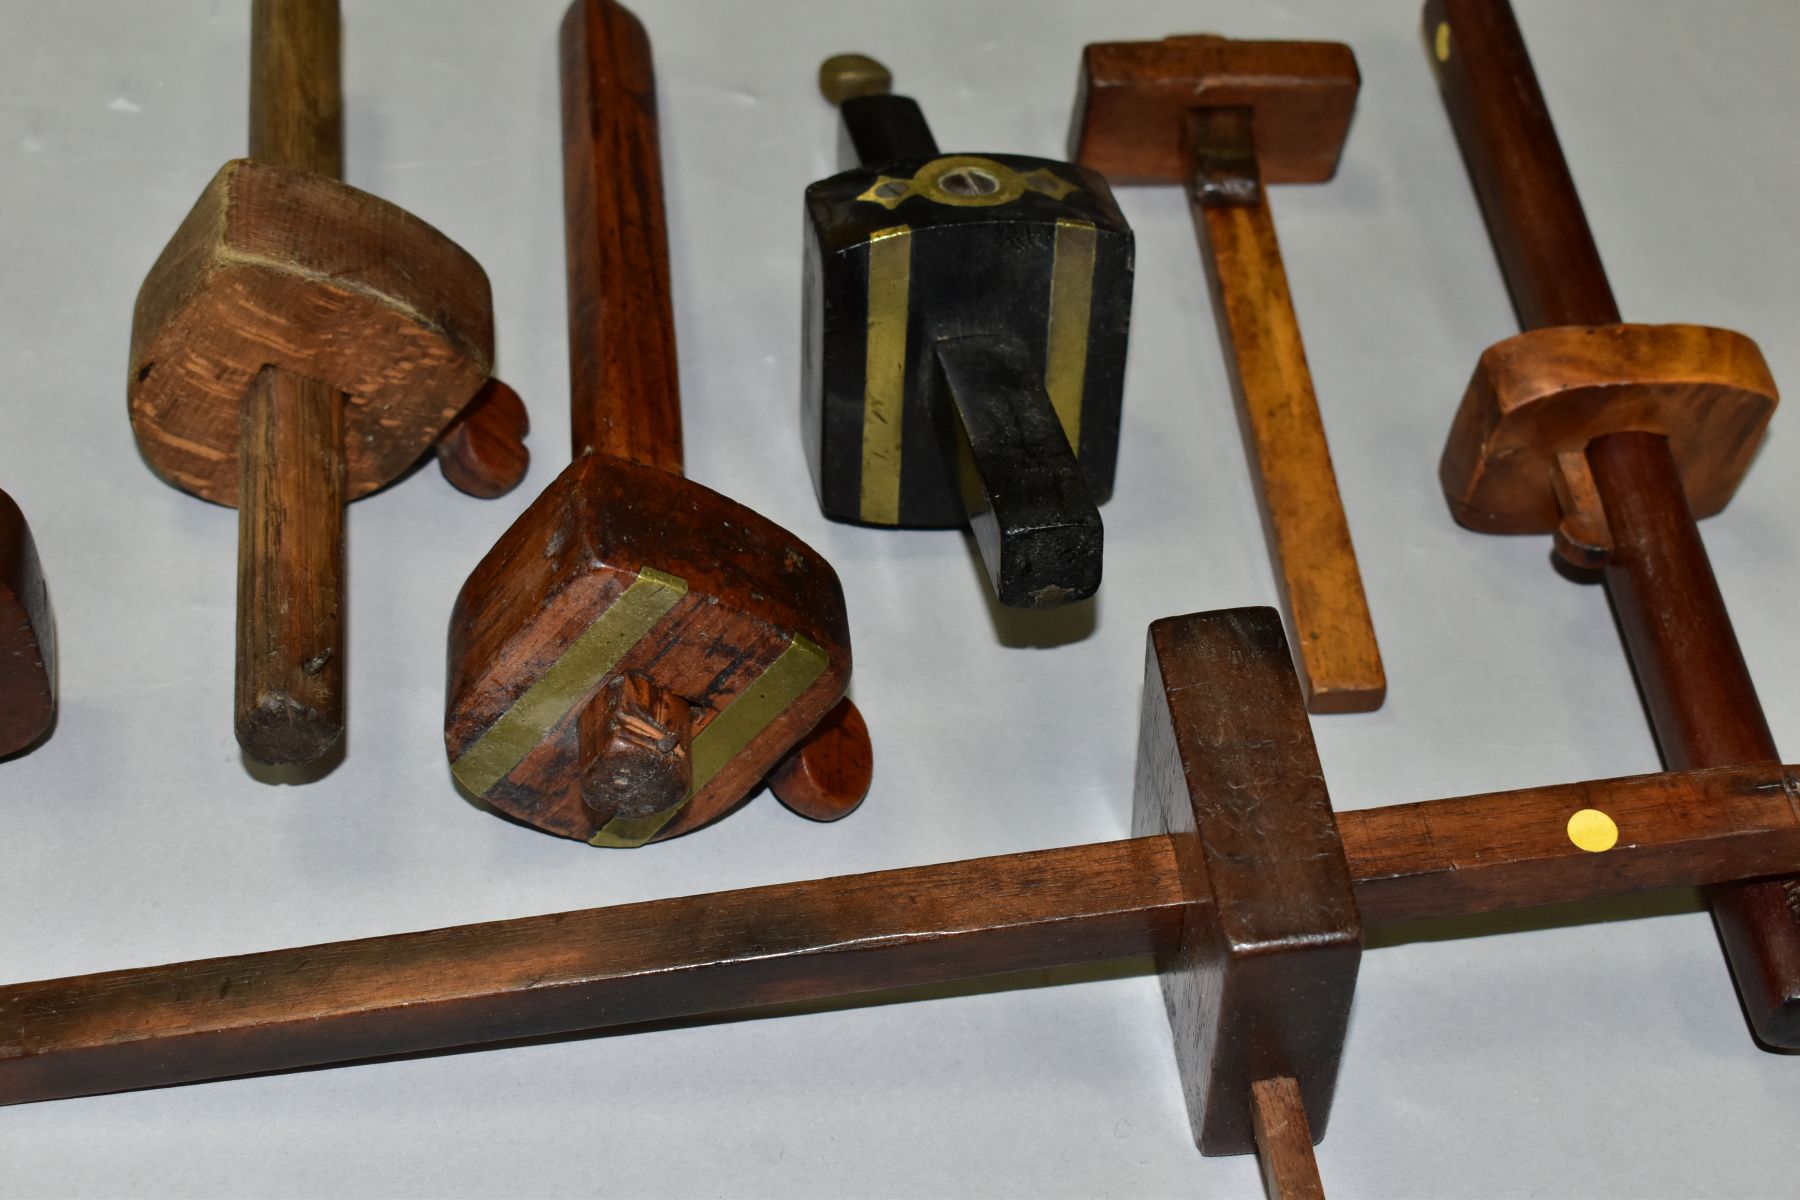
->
xmin=1428 ymin=0 xmax=1800 ymax=1049
xmin=5 ymin=605 xmax=1798 ymax=1195
xmin=126 ymin=0 xmax=526 ymax=769
xmin=1070 ymin=33 xmax=1386 ymax=713
xmin=444 ymin=0 xmax=872 ymax=847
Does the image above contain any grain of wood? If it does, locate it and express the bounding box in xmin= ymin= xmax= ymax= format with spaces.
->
xmin=1196 ymin=193 xmax=1384 ymax=712
xmin=1251 ymin=1077 xmax=1325 ymax=1200
xmin=6 ymin=753 xmax=1796 ymax=1107
xmin=235 ymin=367 xmax=344 ymax=764
xmin=1069 ymin=35 xmax=1382 ymax=712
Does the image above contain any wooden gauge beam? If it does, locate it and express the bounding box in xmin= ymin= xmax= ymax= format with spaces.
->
xmin=443 ymin=0 xmax=872 ymax=847
xmin=1426 ymin=0 xmax=1800 ymax=1049
xmin=6 ymin=606 xmax=1798 ymax=1196
xmin=126 ymin=0 xmax=526 ymax=769
xmin=1070 ymin=34 xmax=1386 ymax=713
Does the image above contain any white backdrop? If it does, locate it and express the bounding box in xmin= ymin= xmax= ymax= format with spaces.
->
xmin=3 ymin=2 xmax=1799 ymax=1196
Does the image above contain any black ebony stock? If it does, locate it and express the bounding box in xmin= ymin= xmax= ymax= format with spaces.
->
xmin=838 ymin=94 xmax=939 ymax=169
xmin=934 ymin=334 xmax=1103 ymax=606
xmin=804 ymin=69 xmax=1133 ymax=608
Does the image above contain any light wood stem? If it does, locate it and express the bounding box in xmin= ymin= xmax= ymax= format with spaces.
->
xmin=236 ymin=367 xmax=345 ymax=765
xmin=1188 ymin=109 xmax=1384 ymax=713
xmin=235 ymin=0 xmax=347 ymax=766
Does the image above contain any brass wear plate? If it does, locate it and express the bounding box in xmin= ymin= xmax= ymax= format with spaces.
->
xmin=452 ymin=567 xmax=689 ymax=797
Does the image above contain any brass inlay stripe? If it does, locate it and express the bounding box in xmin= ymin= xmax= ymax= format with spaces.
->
xmin=584 ymin=807 xmax=676 ymax=850
xmin=1044 ymin=218 xmax=1097 ymax=453
xmin=589 ymin=634 xmax=831 ymax=848
xmin=859 ymin=225 xmax=911 ymax=524
xmin=451 ymin=567 xmax=688 ymax=797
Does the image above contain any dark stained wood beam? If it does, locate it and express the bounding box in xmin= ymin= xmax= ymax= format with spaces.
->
xmin=3 ymin=760 xmax=1796 ymax=1107
xmin=0 ymin=839 xmax=1189 ymax=1106
xmin=1426 ymin=0 xmax=1800 ymax=1049
xmin=1343 ymin=763 xmax=1800 ymax=925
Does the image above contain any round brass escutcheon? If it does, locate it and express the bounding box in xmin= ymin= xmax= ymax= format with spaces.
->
xmin=912 ymin=156 xmax=1029 ymax=207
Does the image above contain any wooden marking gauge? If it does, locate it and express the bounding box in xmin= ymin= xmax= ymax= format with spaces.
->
xmin=127 ymin=0 xmax=527 ymax=768
xmin=0 ymin=487 xmax=54 ymax=756
xmin=444 ymin=0 xmax=872 ymax=847
xmin=1427 ymin=0 xmax=1800 ymax=1048
xmin=1070 ymin=35 xmax=1386 ymax=713
xmin=804 ymin=56 xmax=1134 ymax=609
xmin=7 ymin=606 xmax=1797 ymax=1196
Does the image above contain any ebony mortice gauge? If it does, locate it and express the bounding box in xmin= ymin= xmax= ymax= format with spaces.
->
xmin=804 ymin=55 xmax=1133 ymax=609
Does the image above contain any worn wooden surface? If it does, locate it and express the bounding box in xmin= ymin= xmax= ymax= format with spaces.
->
xmin=6 ymin=735 xmax=1798 ymax=1109
xmin=129 ymin=71 xmax=494 ymax=502
xmin=1070 ymin=35 xmax=1358 ymax=186
xmin=578 ymin=670 xmax=694 ymax=822
xmin=1441 ymin=323 xmax=1776 ymax=536
xmin=254 ymin=0 xmax=526 ymax=502
xmin=248 ymin=0 xmax=340 ymax=178
xmin=1250 ymin=1077 xmax=1325 ymax=1200
xmin=446 ymin=0 xmax=864 ymax=844
xmin=129 ymin=158 xmax=494 ymax=504
xmin=561 ymin=0 xmax=681 ymax=471
xmin=128 ymin=0 xmax=504 ymax=766
xmin=5 ymin=747 xmax=1797 ymax=1108
xmin=234 ymin=367 xmax=344 ymax=764
xmin=0 ymin=488 xmax=54 ymax=757
xmin=0 ymin=837 xmax=1189 ymax=1106
xmin=1131 ymin=607 xmax=1361 ymax=1156
xmin=444 ymin=454 xmax=854 ymax=843
xmin=1428 ymin=0 xmax=1800 ymax=1049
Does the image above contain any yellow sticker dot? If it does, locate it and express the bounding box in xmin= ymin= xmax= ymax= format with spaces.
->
xmin=1434 ymin=22 xmax=1452 ymax=62
xmin=1567 ymin=808 xmax=1619 ymax=853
